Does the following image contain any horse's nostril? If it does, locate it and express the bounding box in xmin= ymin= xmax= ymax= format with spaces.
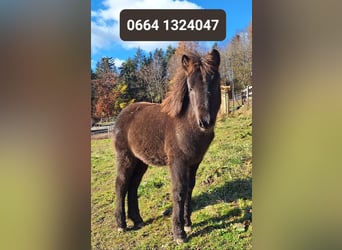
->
xmin=199 ymin=119 xmax=209 ymax=129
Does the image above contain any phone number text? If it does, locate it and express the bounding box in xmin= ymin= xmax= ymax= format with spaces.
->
xmin=126 ymin=19 xmax=220 ymax=32
xmin=120 ymin=9 xmax=226 ymax=41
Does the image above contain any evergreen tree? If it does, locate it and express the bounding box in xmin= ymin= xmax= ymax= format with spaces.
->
xmin=95 ymin=57 xmax=117 ymax=77
xmin=119 ymin=57 xmax=138 ymax=98
xmin=165 ymin=45 xmax=176 ymax=62
xmin=91 ymin=68 xmax=97 ymax=80
xmin=134 ymin=47 xmax=146 ymax=70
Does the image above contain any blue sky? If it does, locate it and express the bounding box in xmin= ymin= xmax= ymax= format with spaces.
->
xmin=91 ymin=0 xmax=252 ymax=70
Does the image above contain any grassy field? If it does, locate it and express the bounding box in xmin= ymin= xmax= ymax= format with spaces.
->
xmin=91 ymin=107 xmax=252 ymax=250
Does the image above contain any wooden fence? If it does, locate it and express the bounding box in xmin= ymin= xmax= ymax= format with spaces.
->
xmin=220 ymin=85 xmax=230 ymax=115
xmin=220 ymin=85 xmax=252 ymax=115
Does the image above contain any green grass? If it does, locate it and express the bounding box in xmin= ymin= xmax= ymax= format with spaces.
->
xmin=91 ymin=107 xmax=252 ymax=249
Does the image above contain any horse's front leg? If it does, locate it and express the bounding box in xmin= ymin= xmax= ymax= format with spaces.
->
xmin=184 ymin=164 xmax=199 ymax=233
xmin=170 ymin=162 xmax=189 ymax=243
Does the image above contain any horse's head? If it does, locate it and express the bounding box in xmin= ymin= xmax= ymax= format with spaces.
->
xmin=182 ymin=49 xmax=221 ymax=131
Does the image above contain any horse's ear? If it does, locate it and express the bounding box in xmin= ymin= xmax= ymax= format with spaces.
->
xmin=210 ymin=49 xmax=220 ymax=68
xmin=182 ymin=55 xmax=191 ymax=72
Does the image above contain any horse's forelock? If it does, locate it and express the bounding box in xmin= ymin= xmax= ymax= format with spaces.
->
xmin=201 ymin=51 xmax=220 ymax=74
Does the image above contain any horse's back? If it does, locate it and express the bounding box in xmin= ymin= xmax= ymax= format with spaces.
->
xmin=114 ymin=102 xmax=163 ymax=132
xmin=114 ymin=102 xmax=157 ymax=144
xmin=114 ymin=102 xmax=170 ymax=166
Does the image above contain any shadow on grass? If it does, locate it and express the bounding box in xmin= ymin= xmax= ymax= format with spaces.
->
xmin=189 ymin=178 xmax=252 ymax=239
xmin=192 ymin=178 xmax=252 ymax=211
xmin=125 ymin=216 xmax=164 ymax=231
xmin=188 ymin=203 xmax=252 ymax=241
xmin=127 ymin=178 xmax=252 ymax=238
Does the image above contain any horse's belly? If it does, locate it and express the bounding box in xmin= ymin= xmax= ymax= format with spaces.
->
xmin=128 ymin=131 xmax=168 ymax=166
xmin=131 ymin=144 xmax=167 ymax=166
xmin=144 ymin=154 xmax=167 ymax=166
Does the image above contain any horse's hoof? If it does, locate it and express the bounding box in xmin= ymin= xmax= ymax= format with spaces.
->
xmin=184 ymin=226 xmax=192 ymax=233
xmin=175 ymin=238 xmax=186 ymax=245
xmin=117 ymin=227 xmax=126 ymax=232
xmin=134 ymin=222 xmax=145 ymax=229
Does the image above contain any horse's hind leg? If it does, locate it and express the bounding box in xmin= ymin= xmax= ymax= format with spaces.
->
xmin=127 ymin=160 xmax=148 ymax=228
xmin=114 ymin=152 xmax=136 ymax=231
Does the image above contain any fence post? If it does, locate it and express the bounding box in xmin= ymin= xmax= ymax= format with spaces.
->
xmin=220 ymin=86 xmax=230 ymax=115
xmin=247 ymin=85 xmax=252 ymax=108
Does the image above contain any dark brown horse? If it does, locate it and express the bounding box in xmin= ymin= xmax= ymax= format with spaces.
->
xmin=114 ymin=49 xmax=221 ymax=243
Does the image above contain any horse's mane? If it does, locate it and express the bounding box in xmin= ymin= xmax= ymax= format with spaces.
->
xmin=161 ymin=50 xmax=219 ymax=117
xmin=160 ymin=57 xmax=190 ymax=117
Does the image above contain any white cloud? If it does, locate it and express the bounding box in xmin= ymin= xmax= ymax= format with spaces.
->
xmin=91 ymin=0 xmax=202 ymax=54
xmin=98 ymin=0 xmax=201 ymax=22
xmin=91 ymin=20 xmax=119 ymax=54
xmin=91 ymin=58 xmax=126 ymax=70
xmin=113 ymin=58 xmax=124 ymax=68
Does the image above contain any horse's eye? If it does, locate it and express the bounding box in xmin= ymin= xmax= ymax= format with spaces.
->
xmin=189 ymin=87 xmax=193 ymax=91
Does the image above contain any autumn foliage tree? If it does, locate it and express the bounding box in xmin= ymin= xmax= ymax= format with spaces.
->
xmin=91 ymin=57 xmax=134 ymax=120
xmin=91 ymin=73 xmax=118 ymax=119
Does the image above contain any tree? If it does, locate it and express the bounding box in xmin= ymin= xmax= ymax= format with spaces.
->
xmin=134 ymin=47 xmax=146 ymax=70
xmin=91 ymin=72 xmax=118 ymax=119
xmin=119 ymin=57 xmax=138 ymax=97
xmin=220 ymin=28 xmax=252 ymax=92
xmin=91 ymin=71 xmax=134 ymax=119
xmin=91 ymin=68 xmax=97 ymax=80
xmin=165 ymin=45 xmax=176 ymax=62
xmin=247 ymin=22 xmax=253 ymax=85
xmin=95 ymin=57 xmax=117 ymax=77
xmin=176 ymin=41 xmax=201 ymax=54
xmin=231 ymin=33 xmax=252 ymax=90
xmin=138 ymin=48 xmax=168 ymax=103
xmin=112 ymin=81 xmax=135 ymax=114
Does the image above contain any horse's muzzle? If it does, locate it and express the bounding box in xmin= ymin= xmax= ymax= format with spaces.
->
xmin=198 ymin=116 xmax=213 ymax=130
